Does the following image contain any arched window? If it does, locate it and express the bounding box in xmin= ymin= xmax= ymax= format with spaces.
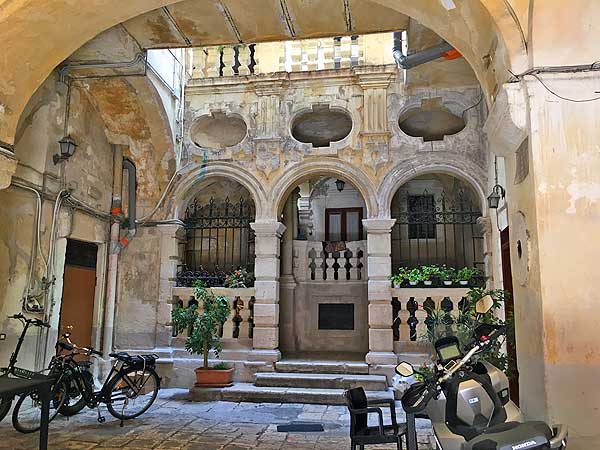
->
xmin=176 ymin=181 xmax=255 ymax=286
xmin=391 ymin=174 xmax=483 ymax=272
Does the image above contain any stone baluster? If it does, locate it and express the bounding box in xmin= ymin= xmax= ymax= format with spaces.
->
xmin=398 ymin=299 xmax=411 ymax=341
xmin=238 ymin=295 xmax=252 ymax=338
xmin=325 ymin=251 xmax=335 ymax=280
xmin=347 ymin=242 xmax=359 ymax=280
xmin=306 ymin=40 xmax=319 ymax=71
xmin=339 ymin=36 xmax=352 ymax=68
xmin=221 ymin=47 xmax=235 ymax=76
xmin=237 ymin=45 xmax=251 ymax=75
xmin=221 ymin=295 xmax=235 ymax=338
xmin=205 ymin=47 xmax=220 ymax=77
xmin=289 ymin=41 xmax=303 ymax=72
xmin=363 ymin=219 xmax=397 ymax=366
xmin=322 ymin=38 xmax=335 ymax=69
xmin=249 ymin=221 xmax=286 ymax=363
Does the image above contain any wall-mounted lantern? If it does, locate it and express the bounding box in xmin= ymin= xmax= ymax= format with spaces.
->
xmin=53 ymin=135 xmax=77 ymax=164
xmin=487 ymin=184 xmax=505 ymax=209
xmin=335 ymin=179 xmax=345 ymax=192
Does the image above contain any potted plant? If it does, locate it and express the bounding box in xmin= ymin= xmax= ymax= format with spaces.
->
xmin=420 ymin=265 xmax=440 ymax=286
xmin=407 ymin=267 xmax=424 ymax=286
xmin=224 ymin=268 xmax=253 ymax=288
xmin=454 ymin=267 xmax=480 ymax=286
xmin=438 ymin=265 xmax=456 ymax=286
xmin=389 ymin=267 xmax=409 ymax=288
xmin=171 ymin=280 xmax=233 ymax=387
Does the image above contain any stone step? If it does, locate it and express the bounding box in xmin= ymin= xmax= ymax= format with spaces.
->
xmin=255 ymin=372 xmax=388 ymax=391
xmin=394 ymin=352 xmax=432 ymax=366
xmin=189 ymin=383 xmax=394 ymax=405
xmin=275 ymin=360 xmax=369 ymax=375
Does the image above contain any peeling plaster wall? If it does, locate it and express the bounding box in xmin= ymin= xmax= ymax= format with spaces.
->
xmin=0 ymin=74 xmax=112 ymax=368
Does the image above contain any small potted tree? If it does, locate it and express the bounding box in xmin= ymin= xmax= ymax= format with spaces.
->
xmin=389 ymin=267 xmax=409 ymax=288
xmin=438 ymin=265 xmax=456 ymax=286
xmin=454 ymin=267 xmax=480 ymax=286
xmin=407 ymin=267 xmax=424 ymax=286
xmin=171 ymin=280 xmax=233 ymax=387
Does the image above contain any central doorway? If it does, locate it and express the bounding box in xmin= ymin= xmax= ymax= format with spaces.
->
xmin=279 ymin=176 xmax=369 ymax=358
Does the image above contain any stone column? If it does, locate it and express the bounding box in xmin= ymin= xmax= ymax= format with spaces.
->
xmin=279 ymin=195 xmax=297 ymax=353
xmin=250 ymin=221 xmax=286 ymax=362
xmin=0 ymin=145 xmax=17 ymax=190
xmin=155 ymin=224 xmax=185 ymax=353
xmin=485 ymin=72 xmax=600 ymax=440
xmin=363 ymin=218 xmax=397 ymax=366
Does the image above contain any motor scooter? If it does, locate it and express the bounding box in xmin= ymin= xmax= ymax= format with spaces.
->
xmin=393 ymin=297 xmax=568 ymax=450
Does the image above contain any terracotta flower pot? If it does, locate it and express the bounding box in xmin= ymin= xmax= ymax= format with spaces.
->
xmin=194 ymin=367 xmax=234 ymax=388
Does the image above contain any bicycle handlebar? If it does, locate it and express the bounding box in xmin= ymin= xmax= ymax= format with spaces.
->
xmin=9 ymin=313 xmax=50 ymax=328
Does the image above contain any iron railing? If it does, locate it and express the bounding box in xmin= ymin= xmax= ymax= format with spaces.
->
xmin=177 ymin=197 xmax=255 ymax=287
xmin=391 ymin=189 xmax=484 ymax=271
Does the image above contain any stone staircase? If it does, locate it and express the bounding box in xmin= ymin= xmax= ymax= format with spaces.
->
xmin=189 ymin=357 xmax=394 ymax=405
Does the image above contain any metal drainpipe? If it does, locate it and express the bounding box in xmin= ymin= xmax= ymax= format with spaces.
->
xmin=102 ymin=145 xmax=123 ymax=358
xmin=392 ymin=31 xmax=455 ymax=70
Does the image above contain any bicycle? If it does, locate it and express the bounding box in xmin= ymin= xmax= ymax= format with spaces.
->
xmin=0 ymin=314 xmax=69 ymax=432
xmin=43 ymin=330 xmax=161 ymax=426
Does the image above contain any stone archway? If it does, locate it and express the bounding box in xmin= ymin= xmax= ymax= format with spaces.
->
xmin=0 ymin=0 xmax=535 ymax=149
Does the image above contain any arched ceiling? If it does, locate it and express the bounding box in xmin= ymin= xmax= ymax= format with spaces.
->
xmin=0 ymin=0 xmax=598 ymax=148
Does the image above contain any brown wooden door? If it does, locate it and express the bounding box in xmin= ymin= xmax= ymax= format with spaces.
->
xmin=59 ymin=239 xmax=98 ymax=352
xmin=501 ymin=227 xmax=519 ymax=405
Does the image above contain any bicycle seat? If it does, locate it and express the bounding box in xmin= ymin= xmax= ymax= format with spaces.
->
xmin=109 ymin=352 xmax=133 ymax=362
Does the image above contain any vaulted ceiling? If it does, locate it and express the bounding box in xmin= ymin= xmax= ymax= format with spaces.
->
xmin=122 ymin=0 xmax=410 ymax=48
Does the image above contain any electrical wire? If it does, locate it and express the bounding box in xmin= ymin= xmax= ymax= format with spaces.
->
xmin=529 ymin=73 xmax=600 ymax=103
xmin=462 ymin=88 xmax=484 ymax=121
xmin=507 ymin=66 xmax=600 ymax=103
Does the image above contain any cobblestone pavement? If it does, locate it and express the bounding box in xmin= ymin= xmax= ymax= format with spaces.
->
xmin=0 ymin=389 xmax=435 ymax=450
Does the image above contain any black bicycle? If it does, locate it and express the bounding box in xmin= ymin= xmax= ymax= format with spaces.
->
xmin=48 ymin=331 xmax=160 ymax=425
xmin=1 ymin=314 xmax=69 ymax=433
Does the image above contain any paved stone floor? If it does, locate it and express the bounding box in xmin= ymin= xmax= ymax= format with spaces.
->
xmin=0 ymin=389 xmax=434 ymax=450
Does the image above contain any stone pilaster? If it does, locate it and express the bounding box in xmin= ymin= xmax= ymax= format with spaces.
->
xmin=249 ymin=220 xmax=286 ymax=362
xmin=356 ymin=70 xmax=394 ymax=173
xmin=155 ymin=224 xmax=185 ymax=351
xmin=0 ymin=144 xmax=17 ymax=190
xmin=362 ymin=218 xmax=397 ymax=365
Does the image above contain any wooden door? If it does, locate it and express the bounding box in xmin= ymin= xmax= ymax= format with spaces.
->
xmin=501 ymin=227 xmax=519 ymax=405
xmin=59 ymin=240 xmax=98 ymax=351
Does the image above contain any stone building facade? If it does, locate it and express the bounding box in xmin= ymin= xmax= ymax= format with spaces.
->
xmin=1 ymin=1 xmax=600 ymax=444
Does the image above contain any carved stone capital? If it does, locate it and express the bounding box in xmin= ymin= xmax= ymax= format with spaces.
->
xmin=251 ymin=220 xmax=287 ymax=238
xmin=360 ymin=131 xmax=391 ymax=173
xmin=0 ymin=146 xmax=17 ymax=190
xmin=484 ymin=82 xmax=528 ymax=157
xmin=254 ymin=138 xmax=281 ymax=178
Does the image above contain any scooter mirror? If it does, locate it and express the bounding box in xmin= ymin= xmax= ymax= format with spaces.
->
xmin=475 ymin=295 xmax=494 ymax=314
xmin=395 ymin=361 xmax=414 ymax=377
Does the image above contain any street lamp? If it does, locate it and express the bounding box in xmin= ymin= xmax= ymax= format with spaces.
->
xmin=335 ymin=179 xmax=345 ymax=192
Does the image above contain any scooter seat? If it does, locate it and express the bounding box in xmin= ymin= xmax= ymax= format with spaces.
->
xmin=464 ymin=421 xmax=552 ymax=450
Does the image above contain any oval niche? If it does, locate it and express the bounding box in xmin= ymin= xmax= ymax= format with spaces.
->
xmin=399 ymin=106 xmax=465 ymax=142
xmin=190 ymin=112 xmax=247 ymax=149
xmin=292 ymin=105 xmax=352 ymax=148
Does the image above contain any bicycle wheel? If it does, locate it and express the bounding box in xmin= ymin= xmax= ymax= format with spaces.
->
xmin=59 ymin=371 xmax=91 ymax=417
xmin=0 ymin=395 xmax=12 ymax=422
xmin=105 ymin=367 xmax=159 ymax=420
xmin=12 ymin=379 xmax=68 ymax=433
